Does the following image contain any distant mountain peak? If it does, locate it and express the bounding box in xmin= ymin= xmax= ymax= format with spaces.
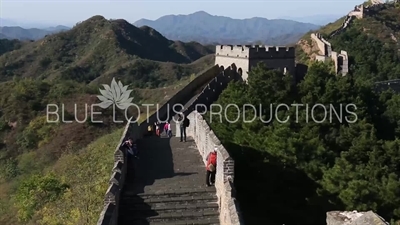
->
xmin=86 ymin=15 xmax=107 ymax=23
xmin=190 ymin=11 xmax=211 ymax=16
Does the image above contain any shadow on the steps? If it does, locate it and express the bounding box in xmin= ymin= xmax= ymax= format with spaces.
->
xmin=126 ymin=135 xmax=197 ymax=193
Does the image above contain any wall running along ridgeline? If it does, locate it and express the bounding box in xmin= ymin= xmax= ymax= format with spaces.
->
xmin=310 ymin=0 xmax=398 ymax=76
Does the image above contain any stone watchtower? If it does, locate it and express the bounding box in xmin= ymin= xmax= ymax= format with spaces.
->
xmin=214 ymin=45 xmax=296 ymax=81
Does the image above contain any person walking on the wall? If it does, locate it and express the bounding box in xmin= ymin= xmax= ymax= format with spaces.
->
xmin=206 ymin=147 xmax=217 ymax=187
xmin=158 ymin=121 xmax=164 ymax=136
xmin=155 ymin=121 xmax=160 ymax=136
xmin=147 ymin=124 xmax=153 ymax=136
xmin=178 ymin=114 xmax=190 ymax=142
xmin=164 ymin=121 xmax=172 ymax=138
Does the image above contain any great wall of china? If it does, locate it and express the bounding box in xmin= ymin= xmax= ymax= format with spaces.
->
xmin=95 ymin=1 xmax=398 ymax=223
xmin=310 ymin=0 xmax=399 ymax=76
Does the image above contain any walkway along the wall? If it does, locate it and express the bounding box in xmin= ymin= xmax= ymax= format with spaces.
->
xmin=96 ymin=64 xmax=222 ymax=225
xmin=177 ymin=64 xmax=245 ymax=225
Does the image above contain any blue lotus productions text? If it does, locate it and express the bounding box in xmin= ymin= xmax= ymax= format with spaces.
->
xmin=45 ymin=103 xmax=357 ymax=124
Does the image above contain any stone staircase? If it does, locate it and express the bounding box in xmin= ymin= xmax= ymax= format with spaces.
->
xmin=119 ymin=187 xmax=220 ymax=225
xmin=117 ymin=108 xmax=221 ymax=225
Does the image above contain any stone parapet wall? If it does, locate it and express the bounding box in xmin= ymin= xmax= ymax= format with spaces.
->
xmin=182 ymin=64 xmax=241 ymax=116
xmin=179 ymin=63 xmax=243 ymax=225
xmin=311 ymin=33 xmax=328 ymax=56
xmin=187 ymin=111 xmax=243 ymax=225
xmin=97 ymin=118 xmax=140 ymax=225
xmin=311 ymin=32 xmax=349 ymax=75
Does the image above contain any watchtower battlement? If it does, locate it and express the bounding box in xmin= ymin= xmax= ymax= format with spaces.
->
xmin=216 ymin=45 xmax=295 ymax=59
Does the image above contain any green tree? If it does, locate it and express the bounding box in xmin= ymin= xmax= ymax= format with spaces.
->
xmin=14 ymin=173 xmax=69 ymax=222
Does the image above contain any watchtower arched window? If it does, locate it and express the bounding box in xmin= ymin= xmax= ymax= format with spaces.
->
xmin=238 ymin=68 xmax=243 ymax=76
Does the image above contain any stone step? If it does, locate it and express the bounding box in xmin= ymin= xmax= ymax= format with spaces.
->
xmin=118 ymin=209 xmax=219 ymax=224
xmin=120 ymin=194 xmax=218 ymax=204
xmin=123 ymin=187 xmax=216 ymax=199
xmin=120 ymin=201 xmax=218 ymax=212
xmin=120 ymin=204 xmax=218 ymax=218
xmin=121 ymin=217 xmax=220 ymax=225
xmin=149 ymin=219 xmax=220 ymax=225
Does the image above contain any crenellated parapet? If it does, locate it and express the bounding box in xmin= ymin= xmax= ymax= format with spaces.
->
xmin=96 ymin=118 xmax=139 ymax=225
xmin=215 ymin=45 xmax=296 ymax=81
xmin=216 ymin=45 xmax=295 ymax=59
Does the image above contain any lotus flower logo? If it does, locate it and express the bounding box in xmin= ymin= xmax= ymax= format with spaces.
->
xmin=97 ymin=78 xmax=133 ymax=110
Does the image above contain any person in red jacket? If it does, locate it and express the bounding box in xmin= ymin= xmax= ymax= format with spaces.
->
xmin=206 ymin=147 xmax=217 ymax=187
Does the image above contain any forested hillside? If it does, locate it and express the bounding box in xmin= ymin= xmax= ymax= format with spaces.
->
xmin=208 ymin=3 xmax=400 ymax=225
xmin=0 ymin=39 xmax=24 ymax=55
xmin=0 ymin=15 xmax=213 ymax=224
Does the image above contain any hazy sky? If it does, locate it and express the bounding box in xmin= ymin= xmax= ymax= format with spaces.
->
xmin=1 ymin=0 xmax=362 ymax=26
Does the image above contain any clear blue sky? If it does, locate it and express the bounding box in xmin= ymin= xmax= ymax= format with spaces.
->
xmin=1 ymin=0 xmax=362 ymax=26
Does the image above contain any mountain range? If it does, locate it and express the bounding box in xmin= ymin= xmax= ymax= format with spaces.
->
xmin=0 ymin=25 xmax=70 ymax=40
xmin=282 ymin=14 xmax=342 ymax=25
xmin=1 ymin=11 xmax=321 ymax=45
xmin=133 ymin=11 xmax=321 ymax=45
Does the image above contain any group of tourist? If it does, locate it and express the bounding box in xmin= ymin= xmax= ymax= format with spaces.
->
xmin=147 ymin=121 xmax=172 ymax=138
xmin=146 ymin=114 xmax=189 ymax=142
xmin=153 ymin=121 xmax=172 ymax=138
xmin=120 ymin=113 xmax=218 ymax=187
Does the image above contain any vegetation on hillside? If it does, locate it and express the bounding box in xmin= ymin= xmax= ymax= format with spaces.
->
xmin=0 ymin=39 xmax=24 ymax=55
xmin=0 ymin=74 xmax=201 ymax=224
xmin=0 ymin=15 xmax=213 ymax=83
xmin=0 ymin=15 xmax=214 ymax=224
xmin=0 ymin=127 xmax=123 ymax=224
xmin=210 ymin=7 xmax=400 ymax=224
